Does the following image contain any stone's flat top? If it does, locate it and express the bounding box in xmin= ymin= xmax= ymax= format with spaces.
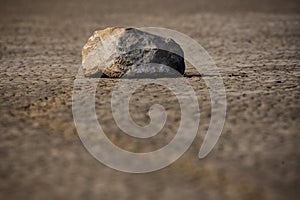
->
xmin=94 ymin=27 xmax=127 ymax=41
xmin=0 ymin=0 xmax=300 ymax=200
xmin=82 ymin=27 xmax=126 ymax=61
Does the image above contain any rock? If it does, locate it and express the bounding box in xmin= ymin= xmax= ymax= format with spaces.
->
xmin=82 ymin=27 xmax=185 ymax=78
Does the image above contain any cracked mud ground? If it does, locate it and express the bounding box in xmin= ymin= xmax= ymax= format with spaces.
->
xmin=0 ymin=0 xmax=299 ymax=199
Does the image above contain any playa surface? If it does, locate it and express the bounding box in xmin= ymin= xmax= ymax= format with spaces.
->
xmin=0 ymin=0 xmax=299 ymax=199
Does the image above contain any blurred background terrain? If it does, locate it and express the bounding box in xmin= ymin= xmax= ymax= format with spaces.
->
xmin=0 ymin=0 xmax=299 ymax=199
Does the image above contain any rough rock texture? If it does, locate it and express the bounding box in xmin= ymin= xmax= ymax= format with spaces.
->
xmin=82 ymin=27 xmax=185 ymax=78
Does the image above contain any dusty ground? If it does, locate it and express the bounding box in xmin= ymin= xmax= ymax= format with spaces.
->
xmin=0 ymin=0 xmax=300 ymax=199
